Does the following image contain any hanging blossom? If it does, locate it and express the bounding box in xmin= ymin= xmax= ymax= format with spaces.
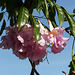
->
xmin=37 ymin=19 xmax=69 ymax=54
xmin=0 ymin=24 xmax=48 ymax=64
xmin=0 ymin=20 xmax=69 ymax=64
xmin=47 ymin=20 xmax=69 ymax=54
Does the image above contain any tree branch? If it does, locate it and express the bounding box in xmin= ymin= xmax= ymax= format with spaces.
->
xmin=29 ymin=59 xmax=40 ymax=75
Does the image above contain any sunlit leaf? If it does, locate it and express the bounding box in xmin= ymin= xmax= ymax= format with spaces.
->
xmin=17 ymin=6 xmax=29 ymax=30
xmin=61 ymin=7 xmax=75 ymax=37
xmin=54 ymin=3 xmax=64 ymax=26
xmin=30 ymin=15 xmax=41 ymax=43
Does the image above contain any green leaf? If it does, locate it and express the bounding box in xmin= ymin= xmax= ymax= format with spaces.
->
xmin=68 ymin=54 xmax=75 ymax=75
xmin=53 ymin=0 xmax=57 ymax=2
xmin=64 ymin=14 xmax=75 ymax=21
xmin=17 ymin=6 xmax=29 ymax=30
xmin=73 ymin=9 xmax=75 ymax=13
xmin=6 ymin=0 xmax=23 ymax=17
xmin=10 ymin=17 xmax=14 ymax=27
xmin=44 ymin=0 xmax=49 ymax=18
xmin=61 ymin=7 xmax=75 ymax=37
xmin=0 ymin=20 xmax=6 ymax=35
xmin=73 ymin=54 xmax=75 ymax=61
xmin=54 ymin=3 xmax=64 ymax=26
xmin=0 ymin=13 xmax=3 ymax=21
xmin=36 ymin=0 xmax=43 ymax=14
xmin=36 ymin=6 xmax=43 ymax=14
xmin=25 ymin=0 xmax=38 ymax=13
xmin=47 ymin=0 xmax=53 ymax=11
xmin=30 ymin=15 xmax=41 ymax=43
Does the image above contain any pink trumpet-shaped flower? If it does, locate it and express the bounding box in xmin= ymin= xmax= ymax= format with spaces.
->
xmin=49 ymin=26 xmax=69 ymax=54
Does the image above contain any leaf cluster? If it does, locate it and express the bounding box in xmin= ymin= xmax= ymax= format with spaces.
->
xmin=0 ymin=0 xmax=75 ymax=42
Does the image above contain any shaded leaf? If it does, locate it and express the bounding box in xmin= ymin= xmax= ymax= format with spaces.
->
xmin=73 ymin=9 xmax=75 ymax=13
xmin=64 ymin=14 xmax=75 ymax=21
xmin=25 ymin=0 xmax=38 ymax=13
xmin=53 ymin=0 xmax=57 ymax=2
xmin=17 ymin=6 xmax=29 ymax=30
xmin=10 ymin=17 xmax=14 ymax=27
xmin=68 ymin=54 xmax=75 ymax=75
xmin=36 ymin=6 xmax=43 ymax=14
xmin=0 ymin=13 xmax=3 ymax=21
xmin=36 ymin=0 xmax=43 ymax=14
xmin=0 ymin=20 xmax=6 ymax=35
xmin=6 ymin=0 xmax=23 ymax=17
xmin=54 ymin=3 xmax=64 ymax=26
xmin=47 ymin=0 xmax=53 ymax=12
xmin=47 ymin=0 xmax=57 ymax=27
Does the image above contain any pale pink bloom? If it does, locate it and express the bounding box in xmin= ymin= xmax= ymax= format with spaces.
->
xmin=51 ymin=36 xmax=69 ymax=54
xmin=49 ymin=26 xmax=69 ymax=54
xmin=39 ymin=23 xmax=50 ymax=45
xmin=51 ymin=26 xmax=65 ymax=36
xmin=38 ymin=36 xmax=45 ymax=46
xmin=48 ymin=21 xmax=69 ymax=53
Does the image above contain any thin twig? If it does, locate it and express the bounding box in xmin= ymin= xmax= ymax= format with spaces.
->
xmin=33 ymin=16 xmax=46 ymax=19
xmin=43 ymin=55 xmax=49 ymax=64
xmin=65 ymin=27 xmax=71 ymax=35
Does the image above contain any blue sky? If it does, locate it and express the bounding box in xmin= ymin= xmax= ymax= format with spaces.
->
xmin=0 ymin=0 xmax=75 ymax=75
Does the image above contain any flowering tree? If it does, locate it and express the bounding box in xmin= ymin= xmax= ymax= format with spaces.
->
xmin=0 ymin=0 xmax=75 ymax=75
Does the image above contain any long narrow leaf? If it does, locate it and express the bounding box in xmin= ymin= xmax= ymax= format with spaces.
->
xmin=17 ymin=6 xmax=29 ymax=30
xmin=54 ymin=3 xmax=64 ymax=26
xmin=30 ymin=15 xmax=41 ymax=43
xmin=44 ymin=0 xmax=49 ymax=18
xmin=61 ymin=7 xmax=75 ymax=37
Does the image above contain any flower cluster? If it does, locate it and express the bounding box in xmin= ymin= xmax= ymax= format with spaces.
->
xmin=0 ymin=24 xmax=48 ymax=63
xmin=0 ymin=23 xmax=69 ymax=64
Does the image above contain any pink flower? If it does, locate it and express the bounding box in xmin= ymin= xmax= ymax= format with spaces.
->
xmin=51 ymin=36 xmax=69 ymax=54
xmin=50 ymin=26 xmax=69 ymax=54
xmin=0 ymin=24 xmax=48 ymax=63
xmin=38 ymin=23 xmax=50 ymax=45
xmin=0 ymin=26 xmax=18 ymax=49
xmin=17 ymin=24 xmax=34 ymax=46
xmin=52 ymin=26 xmax=64 ymax=36
xmin=28 ymin=44 xmax=47 ymax=61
